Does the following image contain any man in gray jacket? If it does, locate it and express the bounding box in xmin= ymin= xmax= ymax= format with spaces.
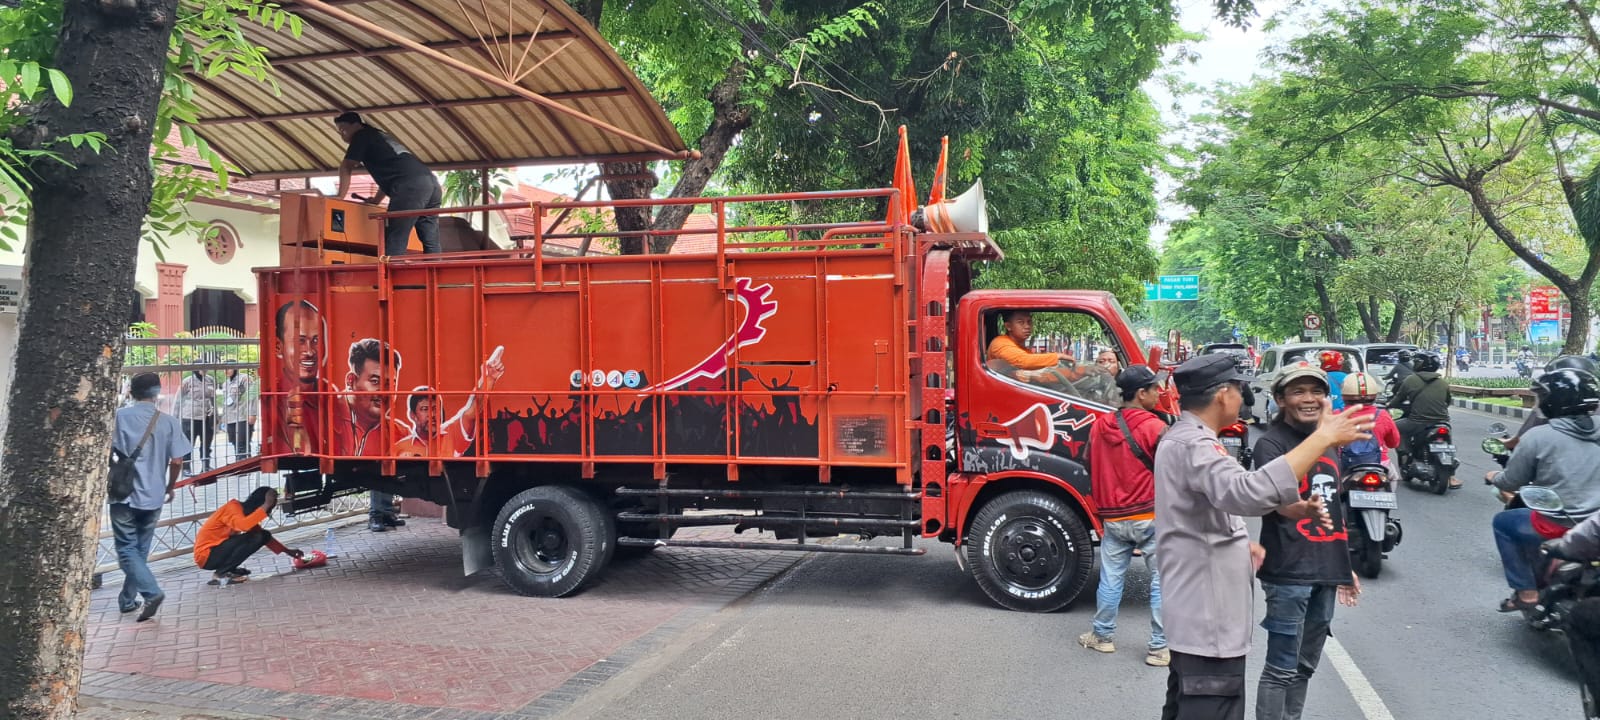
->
xmin=1155 ymin=354 xmax=1371 ymax=720
xmin=1489 ymin=367 xmax=1600 ymax=613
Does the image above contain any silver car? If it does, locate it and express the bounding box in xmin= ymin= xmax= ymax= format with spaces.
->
xmin=1248 ymin=342 xmax=1367 ymax=420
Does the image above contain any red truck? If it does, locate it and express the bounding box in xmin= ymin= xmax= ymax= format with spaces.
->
xmin=209 ymin=185 xmax=1163 ymax=612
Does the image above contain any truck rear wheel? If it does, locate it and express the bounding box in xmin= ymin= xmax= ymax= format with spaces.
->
xmin=492 ymin=486 xmax=614 ymax=597
xmin=964 ymin=490 xmax=1092 ymax=612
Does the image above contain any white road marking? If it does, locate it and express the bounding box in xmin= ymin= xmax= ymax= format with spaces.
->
xmin=1325 ymin=636 xmax=1396 ymax=720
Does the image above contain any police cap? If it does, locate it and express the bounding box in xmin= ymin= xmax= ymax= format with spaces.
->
xmin=1173 ymin=353 xmax=1240 ymax=396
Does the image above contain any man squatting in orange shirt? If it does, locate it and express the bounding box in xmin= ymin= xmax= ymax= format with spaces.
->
xmin=193 ymin=487 xmax=304 ymax=585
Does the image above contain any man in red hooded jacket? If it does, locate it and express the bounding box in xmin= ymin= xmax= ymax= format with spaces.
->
xmin=1079 ymin=366 xmax=1170 ymax=667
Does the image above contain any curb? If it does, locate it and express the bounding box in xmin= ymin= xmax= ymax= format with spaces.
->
xmin=1453 ymin=397 xmax=1530 ymax=420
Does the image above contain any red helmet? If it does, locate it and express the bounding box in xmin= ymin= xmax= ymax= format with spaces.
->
xmin=1318 ymin=350 xmax=1343 ymax=373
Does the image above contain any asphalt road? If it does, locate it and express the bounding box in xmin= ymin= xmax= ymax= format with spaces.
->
xmin=558 ymin=405 xmax=1587 ymax=720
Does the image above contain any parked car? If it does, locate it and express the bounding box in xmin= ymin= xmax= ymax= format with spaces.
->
xmin=1355 ymin=343 xmax=1420 ymax=380
xmin=1201 ymin=342 xmax=1255 ymax=371
xmin=1202 ymin=343 xmax=1257 ymax=423
xmin=1248 ymin=342 xmax=1367 ymax=420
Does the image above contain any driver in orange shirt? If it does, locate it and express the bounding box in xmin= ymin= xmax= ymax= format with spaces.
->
xmin=987 ymin=310 xmax=1087 ymax=388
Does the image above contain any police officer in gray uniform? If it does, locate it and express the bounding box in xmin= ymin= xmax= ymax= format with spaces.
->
xmin=1154 ymin=354 xmax=1372 ymax=720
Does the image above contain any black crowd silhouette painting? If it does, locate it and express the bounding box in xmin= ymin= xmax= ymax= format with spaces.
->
xmin=487 ymin=368 xmax=820 ymax=458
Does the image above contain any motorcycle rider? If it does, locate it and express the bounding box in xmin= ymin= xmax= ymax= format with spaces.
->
xmin=1487 ymin=368 xmax=1600 ymax=613
xmin=1544 ymin=513 xmax=1600 ymax=710
xmin=1338 ymin=373 xmax=1399 ymax=475
xmin=1391 ymin=351 xmax=1457 ymax=489
xmin=1251 ymin=361 xmax=1363 ymax=720
xmin=1506 ymin=355 xmax=1600 ymax=452
xmin=1319 ymin=351 xmax=1348 ymax=411
xmin=1390 ymin=349 xmax=1416 ymax=384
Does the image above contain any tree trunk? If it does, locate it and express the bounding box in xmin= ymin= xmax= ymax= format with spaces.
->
xmin=1356 ymin=296 xmax=1382 ymax=342
xmin=1313 ymin=276 xmax=1341 ymax=343
xmin=0 ymin=0 xmax=176 ymax=716
xmin=1462 ymin=180 xmax=1596 ymax=353
xmin=648 ymin=60 xmax=753 ymax=253
xmin=1387 ymin=298 xmax=1408 ymax=342
xmin=1566 ymin=289 xmax=1592 ymax=355
xmin=602 ymin=162 xmax=659 ymax=255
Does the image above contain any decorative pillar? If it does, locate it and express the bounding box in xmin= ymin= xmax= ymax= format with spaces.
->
xmin=155 ymin=262 xmax=186 ymax=337
xmin=243 ymin=302 xmax=259 ymax=337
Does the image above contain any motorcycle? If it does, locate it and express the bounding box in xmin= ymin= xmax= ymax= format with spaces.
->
xmin=1217 ymin=421 xmax=1252 ymax=468
xmin=1341 ymin=463 xmax=1402 ymax=578
xmin=1398 ymin=417 xmax=1459 ymax=495
xmin=1504 ymin=487 xmax=1600 ymax=717
xmin=1517 ymin=357 xmax=1535 ymax=379
xmin=1456 ymin=354 xmax=1471 ymax=372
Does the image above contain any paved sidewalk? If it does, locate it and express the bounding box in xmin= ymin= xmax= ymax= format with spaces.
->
xmin=83 ymin=517 xmax=801 ymax=719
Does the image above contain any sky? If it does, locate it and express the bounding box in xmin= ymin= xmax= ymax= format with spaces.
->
xmin=1145 ymin=0 xmax=1307 ymax=247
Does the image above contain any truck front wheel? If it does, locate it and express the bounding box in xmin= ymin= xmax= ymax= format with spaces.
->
xmin=964 ymin=490 xmax=1092 ymax=612
xmin=492 ymin=486 xmax=614 ymax=597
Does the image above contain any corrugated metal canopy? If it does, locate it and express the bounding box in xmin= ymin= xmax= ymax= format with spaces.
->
xmin=190 ymin=0 xmax=689 ymax=178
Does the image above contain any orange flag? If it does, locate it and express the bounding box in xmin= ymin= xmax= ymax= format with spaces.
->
xmin=891 ymin=125 xmax=918 ymax=222
xmin=928 ymin=136 xmax=949 ymax=205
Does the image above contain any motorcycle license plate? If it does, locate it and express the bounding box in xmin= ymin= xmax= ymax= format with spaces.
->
xmin=1221 ymin=437 xmax=1242 ymax=447
xmin=1349 ymin=491 xmax=1397 ymax=510
xmin=1429 ymin=442 xmax=1454 ymax=453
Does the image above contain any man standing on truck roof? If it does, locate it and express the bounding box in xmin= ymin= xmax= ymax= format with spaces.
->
xmin=1154 ymin=354 xmax=1370 ymax=720
xmin=332 ymin=111 xmax=442 ymax=257
xmin=1078 ymin=366 xmax=1169 ymax=667
xmin=275 ymin=300 xmax=332 ymax=455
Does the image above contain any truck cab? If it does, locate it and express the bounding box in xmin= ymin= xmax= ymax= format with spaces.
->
xmin=937 ymin=290 xmax=1146 ymax=611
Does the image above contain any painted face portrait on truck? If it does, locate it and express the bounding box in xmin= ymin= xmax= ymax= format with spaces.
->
xmin=333 ymin=338 xmax=403 ymax=456
xmin=275 ymin=300 xmax=325 ymax=387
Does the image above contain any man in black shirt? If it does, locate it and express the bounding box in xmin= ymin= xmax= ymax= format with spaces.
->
xmin=333 ymin=112 xmax=442 ymax=256
xmin=1251 ymin=361 xmax=1362 ymax=720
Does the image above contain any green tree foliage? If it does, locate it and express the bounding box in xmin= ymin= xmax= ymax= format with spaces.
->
xmin=1189 ymin=0 xmax=1600 ymax=353
xmin=583 ymin=0 xmax=1256 ymax=300
xmin=1147 ymin=223 xmax=1234 ymax=343
xmin=1 ymin=0 xmax=300 ymax=253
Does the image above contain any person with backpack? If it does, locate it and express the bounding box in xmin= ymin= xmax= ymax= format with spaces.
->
xmin=1078 ymin=366 xmax=1170 ymax=668
xmin=110 ymin=373 xmax=192 ymax=622
xmin=1337 ymin=373 xmax=1399 ymax=475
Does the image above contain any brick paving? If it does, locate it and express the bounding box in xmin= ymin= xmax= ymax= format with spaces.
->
xmin=82 ymin=517 xmax=801 ymax=719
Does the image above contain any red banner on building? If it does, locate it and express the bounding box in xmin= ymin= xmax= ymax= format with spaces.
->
xmin=1528 ymin=286 xmax=1563 ymax=321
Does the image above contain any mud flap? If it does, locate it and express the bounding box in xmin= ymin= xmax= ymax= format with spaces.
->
xmin=1360 ymin=509 xmax=1388 ymax=543
xmin=461 ymin=524 xmax=492 ymax=576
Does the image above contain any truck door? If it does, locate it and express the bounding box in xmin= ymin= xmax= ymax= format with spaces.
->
xmin=955 ymin=305 xmax=1132 ymax=495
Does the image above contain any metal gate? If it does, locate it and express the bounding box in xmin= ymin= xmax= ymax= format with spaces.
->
xmin=98 ymin=336 xmax=368 ymax=575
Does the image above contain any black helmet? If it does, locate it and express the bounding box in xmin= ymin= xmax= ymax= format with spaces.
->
xmin=1546 ymin=355 xmax=1599 ymax=375
xmin=1534 ymin=368 xmax=1600 ymax=418
xmin=1411 ymin=351 xmax=1441 ymax=373
xmin=1396 ymin=349 xmax=1413 ymax=363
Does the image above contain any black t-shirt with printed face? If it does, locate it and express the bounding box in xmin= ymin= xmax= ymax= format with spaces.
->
xmin=1252 ymin=418 xmax=1354 ymax=586
xmin=343 ymin=126 xmax=431 ymax=195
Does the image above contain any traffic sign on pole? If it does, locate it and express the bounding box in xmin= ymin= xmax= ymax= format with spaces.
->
xmin=1145 ymin=275 xmax=1200 ymax=302
xmin=1303 ymin=313 xmax=1322 ymax=331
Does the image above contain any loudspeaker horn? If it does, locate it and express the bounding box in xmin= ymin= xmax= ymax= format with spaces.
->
xmin=920 ymin=178 xmax=988 ymax=234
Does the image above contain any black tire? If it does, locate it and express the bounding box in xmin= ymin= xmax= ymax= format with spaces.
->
xmin=492 ymin=486 xmax=615 ymax=597
xmin=1354 ymin=536 xmax=1383 ymax=579
xmin=964 ymin=490 xmax=1093 ymax=612
xmin=1430 ymin=462 xmax=1450 ymax=495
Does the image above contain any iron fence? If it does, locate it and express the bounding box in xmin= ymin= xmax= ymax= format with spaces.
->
xmin=97 ymin=337 xmax=369 ymax=576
